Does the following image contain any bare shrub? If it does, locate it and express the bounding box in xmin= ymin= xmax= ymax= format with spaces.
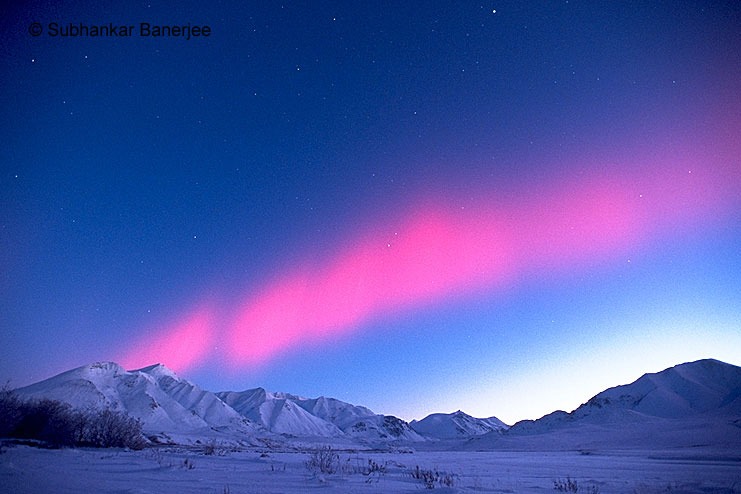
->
xmin=305 ymin=445 xmax=339 ymax=475
xmin=13 ymin=399 xmax=77 ymax=447
xmin=202 ymin=439 xmax=228 ymax=456
xmin=0 ymin=389 xmax=145 ymax=450
xmin=554 ymin=477 xmax=579 ymax=493
xmin=362 ymin=458 xmax=388 ymax=484
xmin=554 ymin=477 xmax=600 ymax=493
xmin=0 ymin=385 xmax=23 ymax=437
xmin=83 ymin=408 xmax=146 ymax=449
xmin=411 ymin=465 xmax=456 ymax=489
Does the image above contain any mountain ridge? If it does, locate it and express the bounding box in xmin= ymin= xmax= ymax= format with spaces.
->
xmin=213 ymin=388 xmax=427 ymax=441
xmin=13 ymin=362 xmax=429 ymax=444
xmin=464 ymin=358 xmax=741 ymax=451
xmin=410 ymin=410 xmax=508 ymax=439
xmin=13 ymin=358 xmax=739 ymax=450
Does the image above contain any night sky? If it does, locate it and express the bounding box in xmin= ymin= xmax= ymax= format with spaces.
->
xmin=2 ymin=1 xmax=740 ymax=424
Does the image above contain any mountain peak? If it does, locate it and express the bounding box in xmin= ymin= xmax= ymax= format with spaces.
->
xmin=580 ymin=357 xmax=741 ymax=419
xmin=134 ymin=363 xmax=180 ymax=380
xmin=85 ymin=361 xmax=126 ymax=373
xmin=411 ymin=410 xmax=508 ymax=439
xmin=500 ymin=357 xmax=741 ymax=447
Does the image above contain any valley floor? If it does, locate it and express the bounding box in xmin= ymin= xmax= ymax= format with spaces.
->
xmin=1 ymin=443 xmax=739 ymax=493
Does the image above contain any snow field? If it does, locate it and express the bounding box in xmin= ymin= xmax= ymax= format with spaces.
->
xmin=1 ymin=444 xmax=739 ymax=493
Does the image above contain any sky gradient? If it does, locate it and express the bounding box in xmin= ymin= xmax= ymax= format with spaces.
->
xmin=2 ymin=1 xmax=740 ymax=424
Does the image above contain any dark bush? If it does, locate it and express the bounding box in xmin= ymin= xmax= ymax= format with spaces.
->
xmin=0 ymin=386 xmax=23 ymax=437
xmin=84 ymin=408 xmax=146 ymax=449
xmin=0 ymin=389 xmax=146 ymax=449
xmin=16 ymin=399 xmax=77 ymax=447
xmin=305 ymin=445 xmax=340 ymax=475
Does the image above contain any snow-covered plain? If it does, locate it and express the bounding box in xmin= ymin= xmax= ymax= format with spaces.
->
xmin=1 ymin=443 xmax=739 ymax=493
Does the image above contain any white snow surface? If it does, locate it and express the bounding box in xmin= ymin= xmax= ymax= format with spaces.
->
xmin=1 ymin=444 xmax=739 ymax=493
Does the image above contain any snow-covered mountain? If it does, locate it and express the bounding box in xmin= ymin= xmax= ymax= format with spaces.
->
xmin=410 ymin=410 xmax=508 ymax=439
xmin=14 ymin=358 xmax=739 ymax=450
xmin=582 ymin=358 xmax=740 ymax=419
xmin=14 ymin=362 xmax=259 ymax=442
xmin=13 ymin=362 xmax=425 ymax=444
xmin=217 ymin=388 xmax=425 ymax=441
xmin=467 ymin=358 xmax=741 ymax=451
xmin=216 ymin=388 xmax=346 ymax=437
xmin=512 ymin=358 xmax=740 ymax=431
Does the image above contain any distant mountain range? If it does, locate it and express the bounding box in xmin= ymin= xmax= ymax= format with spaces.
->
xmin=13 ymin=358 xmax=741 ymax=450
xmin=411 ymin=410 xmax=507 ymax=439
xmin=466 ymin=358 xmax=741 ymax=451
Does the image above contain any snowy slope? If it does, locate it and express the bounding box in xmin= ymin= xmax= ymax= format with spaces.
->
xmin=344 ymin=414 xmax=426 ymax=441
xmin=217 ymin=388 xmax=426 ymax=441
xmin=410 ymin=410 xmax=508 ymax=439
xmin=467 ymin=358 xmax=741 ymax=451
xmin=135 ymin=364 xmax=257 ymax=432
xmin=294 ymin=395 xmax=375 ymax=429
xmin=14 ymin=362 xmax=258 ymax=440
xmin=579 ymin=358 xmax=741 ymax=419
xmin=512 ymin=358 xmax=741 ymax=432
xmin=287 ymin=395 xmax=426 ymax=441
xmin=217 ymin=388 xmax=345 ymax=437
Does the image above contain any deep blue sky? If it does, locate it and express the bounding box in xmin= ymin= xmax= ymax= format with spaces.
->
xmin=2 ymin=1 xmax=740 ymax=423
